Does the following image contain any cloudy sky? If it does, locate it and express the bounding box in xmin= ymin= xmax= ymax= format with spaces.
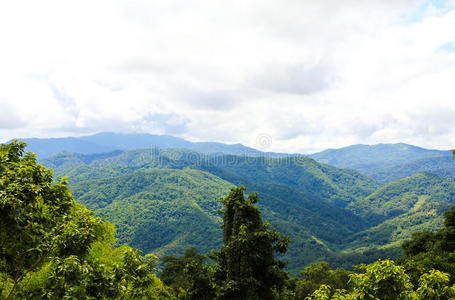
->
xmin=1 ymin=0 xmax=454 ymax=153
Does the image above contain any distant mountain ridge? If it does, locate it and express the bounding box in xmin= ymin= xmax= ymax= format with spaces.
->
xmin=17 ymin=132 xmax=276 ymax=158
xmin=309 ymin=143 xmax=449 ymax=172
xmin=309 ymin=143 xmax=453 ymax=183
xmin=12 ymin=133 xmax=455 ymax=183
xmin=370 ymin=155 xmax=455 ymax=183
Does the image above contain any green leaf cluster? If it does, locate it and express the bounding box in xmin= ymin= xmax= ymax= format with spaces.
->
xmin=0 ymin=141 xmax=173 ymax=299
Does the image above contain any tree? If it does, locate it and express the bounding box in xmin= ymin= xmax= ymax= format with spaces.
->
xmin=414 ymin=270 xmax=455 ymax=300
xmin=400 ymin=205 xmax=455 ymax=283
xmin=348 ymin=260 xmax=413 ymax=300
xmin=0 ymin=141 xmax=106 ymax=299
xmin=0 ymin=141 xmax=174 ymax=299
xmin=294 ymin=261 xmax=351 ymax=299
xmin=307 ymin=261 xmax=455 ymax=300
xmin=161 ymin=247 xmax=215 ymax=300
xmin=214 ymin=186 xmax=290 ymax=300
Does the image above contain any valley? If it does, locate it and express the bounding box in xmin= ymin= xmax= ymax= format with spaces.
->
xmin=29 ymin=133 xmax=455 ymax=274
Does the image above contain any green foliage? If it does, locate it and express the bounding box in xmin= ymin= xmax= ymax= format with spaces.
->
xmin=402 ymin=230 xmax=439 ymax=257
xmin=0 ymin=141 xmax=174 ymax=299
xmin=308 ymin=143 xmax=449 ymax=179
xmin=73 ymin=168 xmax=233 ymax=260
xmin=400 ymin=205 xmax=455 ymax=284
xmin=349 ymin=260 xmax=413 ymax=299
xmin=0 ymin=141 xmax=104 ymax=298
xmin=294 ymin=262 xmax=351 ymax=299
xmin=306 ymin=284 xmax=347 ymax=300
xmin=37 ymin=146 xmax=455 ymax=275
xmin=306 ymin=203 xmax=455 ymax=299
xmin=41 ymin=148 xmax=382 ymax=274
xmin=3 ymin=140 xmax=455 ymax=299
xmin=414 ymin=270 xmax=455 ymax=300
xmin=309 ymin=143 xmax=455 ymax=184
xmin=325 ymin=246 xmax=402 ymax=271
xmin=161 ymin=247 xmax=215 ymax=300
xmin=343 ymin=173 xmax=455 ymax=254
xmin=13 ymin=241 xmax=174 ymax=299
xmin=307 ymin=261 xmax=455 ymax=300
xmin=205 ymin=155 xmax=379 ymax=208
xmin=350 ymin=173 xmax=455 ymax=224
xmin=371 ymin=155 xmax=455 ymax=183
xmin=214 ymin=186 xmax=290 ymax=300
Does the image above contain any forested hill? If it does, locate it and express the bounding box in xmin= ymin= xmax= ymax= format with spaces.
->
xmin=41 ymin=148 xmax=378 ymax=273
xmin=21 ymin=133 xmax=454 ymax=184
xmin=40 ymin=147 xmax=455 ymax=274
xmin=309 ymin=143 xmax=453 ymax=183
xmin=370 ymin=155 xmax=455 ymax=183
xmin=345 ymin=173 xmax=455 ymax=248
xmin=4 ymin=141 xmax=455 ymax=299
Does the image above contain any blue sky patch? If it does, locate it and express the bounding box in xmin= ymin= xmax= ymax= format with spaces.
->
xmin=402 ymin=0 xmax=454 ymax=24
xmin=436 ymin=41 xmax=455 ymax=53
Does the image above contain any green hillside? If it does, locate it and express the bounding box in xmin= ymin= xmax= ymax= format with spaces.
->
xmin=42 ymin=149 xmax=379 ymax=272
xmin=40 ymin=148 xmax=455 ymax=274
xmin=309 ymin=143 xmax=450 ymax=177
xmin=346 ymin=173 xmax=455 ymax=249
xmin=72 ymin=168 xmax=233 ymax=257
xmin=4 ymin=140 xmax=455 ymax=300
xmin=205 ymin=155 xmax=379 ymax=207
xmin=68 ymin=169 xmax=340 ymax=272
xmin=371 ymin=155 xmax=455 ymax=183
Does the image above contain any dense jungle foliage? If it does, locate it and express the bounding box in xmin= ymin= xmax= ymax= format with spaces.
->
xmin=2 ymin=141 xmax=455 ymax=299
xmin=39 ymin=145 xmax=455 ymax=274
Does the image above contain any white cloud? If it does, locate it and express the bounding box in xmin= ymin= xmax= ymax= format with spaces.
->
xmin=0 ymin=0 xmax=454 ymax=153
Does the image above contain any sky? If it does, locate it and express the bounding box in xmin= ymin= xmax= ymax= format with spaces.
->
xmin=1 ymin=0 xmax=455 ymax=154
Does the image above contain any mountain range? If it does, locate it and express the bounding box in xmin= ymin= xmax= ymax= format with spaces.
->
xmin=18 ymin=133 xmax=453 ymax=182
xmin=10 ymin=132 xmax=455 ymax=273
xmin=308 ymin=143 xmax=453 ymax=183
xmin=17 ymin=132 xmax=289 ymax=158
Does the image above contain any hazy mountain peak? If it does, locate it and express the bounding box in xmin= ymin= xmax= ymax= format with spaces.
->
xmin=309 ymin=142 xmax=450 ymax=176
xmin=13 ymin=132 xmax=289 ymax=159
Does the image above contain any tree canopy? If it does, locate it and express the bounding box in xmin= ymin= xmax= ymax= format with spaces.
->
xmin=3 ymin=141 xmax=455 ymax=299
xmin=0 ymin=141 xmax=173 ymax=299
